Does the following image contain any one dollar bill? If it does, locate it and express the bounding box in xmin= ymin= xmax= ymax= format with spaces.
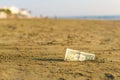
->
xmin=64 ymin=48 xmax=95 ymax=61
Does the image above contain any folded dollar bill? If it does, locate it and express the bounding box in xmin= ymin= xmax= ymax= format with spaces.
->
xmin=64 ymin=48 xmax=95 ymax=61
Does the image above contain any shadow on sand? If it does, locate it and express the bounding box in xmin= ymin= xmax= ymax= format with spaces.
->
xmin=32 ymin=58 xmax=64 ymax=62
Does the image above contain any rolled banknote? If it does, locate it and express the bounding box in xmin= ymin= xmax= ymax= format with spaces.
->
xmin=64 ymin=48 xmax=95 ymax=61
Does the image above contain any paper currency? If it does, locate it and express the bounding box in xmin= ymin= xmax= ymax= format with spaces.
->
xmin=64 ymin=48 xmax=95 ymax=61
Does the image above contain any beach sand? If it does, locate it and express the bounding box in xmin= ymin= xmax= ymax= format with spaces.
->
xmin=0 ymin=19 xmax=120 ymax=80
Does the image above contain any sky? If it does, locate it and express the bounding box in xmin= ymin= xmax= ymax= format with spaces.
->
xmin=0 ymin=0 xmax=120 ymax=17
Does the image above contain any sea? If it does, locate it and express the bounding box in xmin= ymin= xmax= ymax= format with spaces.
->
xmin=57 ymin=16 xmax=120 ymax=20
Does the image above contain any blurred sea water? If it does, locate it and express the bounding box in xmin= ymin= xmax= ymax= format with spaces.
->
xmin=57 ymin=16 xmax=120 ymax=20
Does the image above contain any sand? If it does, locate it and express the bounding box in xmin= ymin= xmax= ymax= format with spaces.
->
xmin=0 ymin=19 xmax=120 ymax=80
